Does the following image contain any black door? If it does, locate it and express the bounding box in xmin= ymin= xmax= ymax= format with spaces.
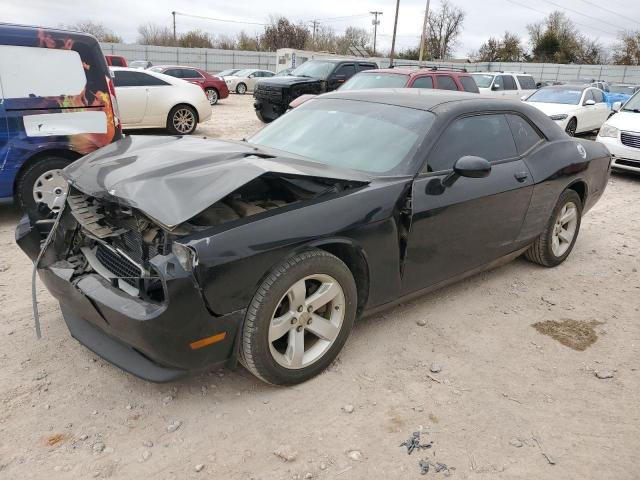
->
xmin=401 ymin=113 xmax=537 ymax=294
xmin=327 ymin=64 xmax=356 ymax=90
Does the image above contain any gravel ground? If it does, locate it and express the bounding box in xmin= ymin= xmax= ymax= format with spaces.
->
xmin=1 ymin=94 xmax=639 ymax=479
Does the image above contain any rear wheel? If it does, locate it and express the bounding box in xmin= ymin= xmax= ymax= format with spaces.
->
xmin=205 ymin=88 xmax=219 ymax=105
xmin=240 ymin=249 xmax=357 ymax=385
xmin=565 ymin=117 xmax=577 ymax=136
xmin=236 ymin=83 xmax=247 ymax=95
xmin=525 ymin=189 xmax=582 ymax=267
xmin=167 ymin=105 xmax=198 ymax=135
xmin=16 ymin=156 xmax=71 ymax=216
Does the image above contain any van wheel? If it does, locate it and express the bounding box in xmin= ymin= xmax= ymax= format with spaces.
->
xmin=167 ymin=105 xmax=198 ymax=135
xmin=16 ymin=156 xmax=71 ymax=216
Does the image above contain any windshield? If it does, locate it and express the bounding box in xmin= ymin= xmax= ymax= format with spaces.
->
xmin=248 ymin=99 xmax=434 ymax=174
xmin=623 ymin=90 xmax=640 ymax=111
xmin=472 ymin=74 xmax=494 ymax=88
xmin=290 ymin=60 xmax=335 ymax=79
xmin=218 ymin=69 xmax=239 ymax=77
xmin=609 ymin=84 xmax=636 ymax=95
xmin=340 ymin=72 xmax=409 ymax=90
xmin=526 ymin=88 xmax=583 ymax=105
xmin=233 ymin=69 xmax=254 ymax=78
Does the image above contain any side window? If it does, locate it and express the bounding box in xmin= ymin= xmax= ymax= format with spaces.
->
xmin=334 ymin=64 xmax=356 ymax=78
xmin=357 ymin=63 xmax=377 ymax=72
xmin=592 ymin=89 xmax=604 ymax=103
xmin=459 ymin=76 xmax=479 ymax=93
xmin=517 ymin=76 xmax=536 ymax=90
xmin=436 ymin=75 xmax=458 ymax=91
xmin=263 ymin=71 xmax=275 ymax=77
xmin=492 ymin=76 xmax=503 ymax=90
xmin=506 ymin=114 xmax=543 ymax=154
xmin=113 ymin=71 xmax=169 ymax=87
xmin=163 ymin=69 xmax=183 ymax=78
xmin=502 ymin=75 xmax=517 ymax=90
xmin=111 ymin=57 xmax=126 ymax=67
xmin=411 ymin=76 xmax=434 ymax=89
xmin=426 ymin=114 xmax=517 ymax=172
xmin=583 ymin=89 xmax=595 ymax=104
xmin=182 ymin=69 xmax=203 ymax=78
xmin=0 ymin=45 xmax=86 ymax=97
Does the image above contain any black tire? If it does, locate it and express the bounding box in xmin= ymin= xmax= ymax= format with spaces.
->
xmin=255 ymin=109 xmax=275 ymax=123
xmin=205 ymin=88 xmax=219 ymax=105
xmin=236 ymin=83 xmax=247 ymax=95
xmin=565 ymin=117 xmax=577 ymax=136
xmin=525 ymin=189 xmax=582 ymax=267
xmin=16 ymin=156 xmax=71 ymax=216
xmin=166 ymin=104 xmax=198 ymax=135
xmin=240 ymin=249 xmax=357 ymax=385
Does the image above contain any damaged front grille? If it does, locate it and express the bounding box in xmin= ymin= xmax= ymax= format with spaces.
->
xmin=95 ymin=243 xmax=142 ymax=289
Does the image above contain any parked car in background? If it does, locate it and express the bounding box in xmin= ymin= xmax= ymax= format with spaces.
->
xmin=149 ymin=65 xmax=229 ymax=105
xmin=597 ymin=91 xmax=640 ymax=173
xmin=0 ymin=24 xmax=121 ymax=215
xmin=130 ymin=60 xmax=152 ymax=69
xmin=537 ymin=80 xmax=564 ymax=88
xmin=111 ymin=67 xmax=211 ymax=135
xmin=218 ymin=68 xmax=240 ymax=78
xmin=578 ymin=79 xmax=610 ymax=92
xmin=225 ymin=69 xmax=275 ymax=94
xmin=472 ymin=72 xmax=537 ymax=98
xmin=105 ymin=54 xmax=127 ymax=67
xmin=608 ymin=83 xmax=640 ymax=95
xmin=288 ymin=66 xmax=479 ymax=110
xmin=17 ymin=89 xmax=610 ymax=385
xmin=525 ymin=85 xmax=611 ymax=136
xmin=276 ymin=67 xmax=295 ymax=76
xmin=253 ymin=59 xmax=377 ymax=122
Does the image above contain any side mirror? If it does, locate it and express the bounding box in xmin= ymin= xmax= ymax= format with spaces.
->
xmin=442 ymin=156 xmax=492 ymax=187
xmin=491 ymin=83 xmax=500 ymax=91
xmin=520 ymin=94 xmax=529 ymax=101
xmin=612 ymin=101 xmax=622 ymax=112
xmin=584 ymin=99 xmax=596 ymax=106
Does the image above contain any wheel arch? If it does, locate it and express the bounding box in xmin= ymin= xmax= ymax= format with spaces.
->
xmin=566 ymin=179 xmax=588 ymax=206
xmin=169 ymin=102 xmax=200 ymax=123
xmin=13 ymin=148 xmax=81 ymax=199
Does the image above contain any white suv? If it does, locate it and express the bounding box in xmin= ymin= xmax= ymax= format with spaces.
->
xmin=472 ymin=72 xmax=537 ymax=99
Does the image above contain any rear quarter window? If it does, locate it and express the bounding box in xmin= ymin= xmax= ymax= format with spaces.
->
xmin=110 ymin=57 xmax=126 ymax=67
xmin=459 ymin=76 xmax=479 ymax=93
xmin=436 ymin=75 xmax=458 ymax=91
xmin=517 ymin=76 xmax=536 ymax=90
xmin=0 ymin=45 xmax=86 ymax=98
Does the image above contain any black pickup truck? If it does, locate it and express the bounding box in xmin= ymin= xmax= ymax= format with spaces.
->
xmin=253 ymin=58 xmax=378 ymax=122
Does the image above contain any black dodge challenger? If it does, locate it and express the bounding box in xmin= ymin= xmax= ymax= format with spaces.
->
xmin=17 ymin=89 xmax=611 ymax=385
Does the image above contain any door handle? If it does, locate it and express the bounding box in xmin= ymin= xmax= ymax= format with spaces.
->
xmin=514 ymin=171 xmax=529 ymax=182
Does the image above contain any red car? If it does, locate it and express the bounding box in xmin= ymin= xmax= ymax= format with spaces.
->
xmin=290 ymin=66 xmax=480 ymax=109
xmin=105 ymin=54 xmax=128 ymax=67
xmin=149 ymin=65 xmax=229 ymax=105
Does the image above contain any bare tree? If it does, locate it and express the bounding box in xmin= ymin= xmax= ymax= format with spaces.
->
xmin=237 ymin=31 xmax=260 ymax=51
xmin=306 ymin=24 xmax=338 ymax=52
xmin=260 ymin=17 xmax=309 ymax=51
xmin=423 ymin=0 xmax=465 ymax=60
xmin=65 ymin=20 xmax=122 ymax=43
xmin=612 ymin=30 xmax=640 ymax=65
xmin=137 ymin=23 xmax=176 ymax=46
xmin=336 ymin=26 xmax=371 ymax=55
xmin=178 ymin=30 xmax=213 ymax=49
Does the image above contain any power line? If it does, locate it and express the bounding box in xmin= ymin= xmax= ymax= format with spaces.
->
xmin=310 ymin=13 xmax=371 ymax=24
xmin=503 ymin=0 xmax=618 ymax=36
xmin=576 ymin=0 xmax=640 ymax=26
xmin=173 ymin=11 xmax=269 ymax=26
xmin=538 ymin=0 xmax=623 ymax=32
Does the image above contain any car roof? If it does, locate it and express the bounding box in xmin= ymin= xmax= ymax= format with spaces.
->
xmin=0 ymin=22 xmax=96 ymax=39
xmin=153 ymin=65 xmax=202 ymax=70
xmin=306 ymin=58 xmax=376 ymax=64
xmin=472 ymin=71 xmax=534 ymax=76
xmin=362 ymin=67 xmax=471 ymax=76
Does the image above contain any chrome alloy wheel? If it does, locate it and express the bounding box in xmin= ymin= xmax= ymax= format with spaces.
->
xmin=268 ymin=274 xmax=345 ymax=369
xmin=32 ymin=169 xmax=68 ymax=212
xmin=172 ymin=108 xmax=196 ymax=133
xmin=552 ymin=201 xmax=578 ymax=257
xmin=206 ymin=88 xmax=218 ymax=105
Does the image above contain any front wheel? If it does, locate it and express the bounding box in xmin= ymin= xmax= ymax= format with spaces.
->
xmin=525 ymin=189 xmax=582 ymax=267
xmin=167 ymin=105 xmax=198 ymax=135
xmin=17 ymin=156 xmax=71 ymax=216
xmin=205 ymin=88 xmax=219 ymax=105
xmin=240 ymin=249 xmax=357 ymax=385
xmin=565 ymin=117 xmax=577 ymax=137
xmin=255 ymin=109 xmax=275 ymax=123
xmin=236 ymin=83 xmax=247 ymax=95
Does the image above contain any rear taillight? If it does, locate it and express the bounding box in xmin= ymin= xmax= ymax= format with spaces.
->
xmin=106 ymin=74 xmax=121 ymax=130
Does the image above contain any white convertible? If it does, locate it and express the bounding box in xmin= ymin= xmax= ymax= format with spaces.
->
xmin=111 ymin=67 xmax=211 ymax=135
xmin=524 ymin=85 xmax=611 ymax=136
xmin=597 ymin=91 xmax=640 ymax=173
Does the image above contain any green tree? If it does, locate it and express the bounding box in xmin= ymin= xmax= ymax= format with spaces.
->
xmin=473 ymin=32 xmax=524 ymax=62
xmin=527 ymin=11 xmax=580 ymax=63
xmin=178 ymin=30 xmax=213 ymax=48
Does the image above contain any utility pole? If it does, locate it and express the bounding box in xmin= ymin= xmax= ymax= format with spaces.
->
xmin=370 ymin=11 xmax=382 ymax=56
xmin=172 ymin=11 xmax=176 ymax=42
xmin=310 ymin=20 xmax=319 ymax=48
xmin=389 ymin=0 xmax=401 ymax=67
xmin=418 ymin=0 xmax=431 ymax=66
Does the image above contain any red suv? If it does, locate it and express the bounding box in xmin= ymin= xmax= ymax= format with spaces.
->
xmin=149 ymin=65 xmax=229 ymax=105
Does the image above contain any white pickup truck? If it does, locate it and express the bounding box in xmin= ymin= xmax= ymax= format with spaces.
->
xmin=472 ymin=72 xmax=538 ymax=99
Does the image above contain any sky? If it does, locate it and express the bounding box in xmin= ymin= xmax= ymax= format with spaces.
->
xmin=5 ymin=0 xmax=637 ymax=57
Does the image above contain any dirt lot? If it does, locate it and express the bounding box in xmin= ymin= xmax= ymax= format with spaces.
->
xmin=1 ymin=94 xmax=639 ymax=479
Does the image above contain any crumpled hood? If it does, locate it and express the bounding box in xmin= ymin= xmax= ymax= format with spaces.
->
xmin=64 ymin=135 xmax=370 ymax=229
xmin=258 ymin=76 xmax=322 ymax=87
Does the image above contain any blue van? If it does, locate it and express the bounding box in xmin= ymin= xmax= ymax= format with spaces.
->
xmin=0 ymin=24 xmax=121 ymax=214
